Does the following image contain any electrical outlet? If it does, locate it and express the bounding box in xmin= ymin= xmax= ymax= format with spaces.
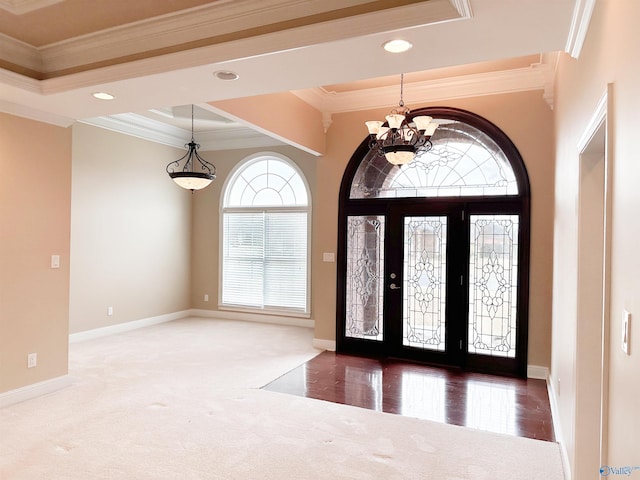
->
xmin=204 ymin=294 xmax=209 ymax=302
xmin=107 ymin=306 xmax=113 ymax=316
xmin=27 ymin=353 xmax=37 ymax=368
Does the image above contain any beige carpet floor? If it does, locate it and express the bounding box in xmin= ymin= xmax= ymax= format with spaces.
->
xmin=0 ymin=317 xmax=565 ymax=479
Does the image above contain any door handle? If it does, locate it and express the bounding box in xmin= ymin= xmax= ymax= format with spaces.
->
xmin=389 ymin=283 xmax=401 ymax=290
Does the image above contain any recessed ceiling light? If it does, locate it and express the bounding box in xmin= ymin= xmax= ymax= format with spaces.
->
xmin=214 ymin=70 xmax=239 ymax=81
xmin=92 ymin=92 xmax=115 ymax=100
xmin=382 ymin=39 xmax=413 ymax=54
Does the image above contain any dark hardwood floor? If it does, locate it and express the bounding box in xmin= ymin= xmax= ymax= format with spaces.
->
xmin=263 ymin=351 xmax=555 ymax=442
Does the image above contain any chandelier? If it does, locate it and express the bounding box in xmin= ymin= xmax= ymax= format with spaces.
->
xmin=166 ymin=105 xmax=216 ymax=191
xmin=365 ymin=74 xmax=439 ymax=165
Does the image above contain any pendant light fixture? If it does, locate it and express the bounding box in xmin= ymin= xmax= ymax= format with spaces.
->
xmin=166 ymin=105 xmax=216 ymax=191
xmin=365 ymin=74 xmax=439 ymax=165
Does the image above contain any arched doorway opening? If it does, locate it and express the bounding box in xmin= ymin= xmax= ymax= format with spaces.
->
xmin=336 ymin=107 xmax=530 ymax=377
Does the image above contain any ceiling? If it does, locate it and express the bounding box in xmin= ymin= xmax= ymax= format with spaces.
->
xmin=0 ymin=0 xmax=590 ymax=151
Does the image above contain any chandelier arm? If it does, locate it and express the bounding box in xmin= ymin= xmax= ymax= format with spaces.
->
xmin=193 ymin=149 xmax=216 ymax=176
xmin=166 ymin=145 xmax=193 ymax=174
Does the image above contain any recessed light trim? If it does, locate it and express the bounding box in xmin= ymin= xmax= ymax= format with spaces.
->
xmin=214 ymin=70 xmax=239 ymax=81
xmin=382 ymin=39 xmax=413 ymax=54
xmin=92 ymin=92 xmax=115 ymax=100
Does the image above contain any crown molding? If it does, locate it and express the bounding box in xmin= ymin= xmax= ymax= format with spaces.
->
xmin=0 ymin=99 xmax=73 ymax=126
xmin=80 ymin=112 xmax=285 ymax=151
xmin=294 ymin=62 xmax=552 ymax=114
xmin=0 ymin=33 xmax=41 ymax=73
xmin=0 ymin=64 xmax=41 ymax=92
xmin=565 ymin=0 xmax=596 ymax=59
xmin=449 ymin=0 xmax=472 ymax=18
xmin=540 ymin=51 xmax=560 ymax=109
xmin=0 ymin=0 xmax=62 ymax=14
xmin=80 ymin=113 xmax=188 ymax=148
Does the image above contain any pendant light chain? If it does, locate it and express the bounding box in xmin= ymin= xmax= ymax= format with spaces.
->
xmin=191 ymin=104 xmax=195 ymax=142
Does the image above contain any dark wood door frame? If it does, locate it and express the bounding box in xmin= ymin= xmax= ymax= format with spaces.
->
xmin=336 ymin=107 xmax=531 ymax=378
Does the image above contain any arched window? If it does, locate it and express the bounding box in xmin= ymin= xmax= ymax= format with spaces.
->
xmin=221 ymin=153 xmax=310 ymax=315
xmin=337 ymin=107 xmax=530 ymax=377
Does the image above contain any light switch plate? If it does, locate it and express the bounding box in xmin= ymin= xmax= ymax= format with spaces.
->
xmin=51 ymin=255 xmax=60 ymax=269
xmin=622 ymin=310 xmax=631 ymax=355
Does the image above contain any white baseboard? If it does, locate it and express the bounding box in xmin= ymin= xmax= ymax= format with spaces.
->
xmin=527 ymin=364 xmax=549 ymax=379
xmin=69 ymin=310 xmax=190 ymax=343
xmin=530 ymin=366 xmax=571 ymax=478
xmin=548 ymin=373 xmax=571 ymax=479
xmin=313 ymin=338 xmax=336 ymax=351
xmin=69 ymin=309 xmax=314 ymax=344
xmin=190 ymin=308 xmax=315 ymax=329
xmin=0 ymin=375 xmax=71 ymax=408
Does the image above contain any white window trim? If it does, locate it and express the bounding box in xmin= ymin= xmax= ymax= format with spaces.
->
xmin=218 ymin=152 xmax=312 ymax=317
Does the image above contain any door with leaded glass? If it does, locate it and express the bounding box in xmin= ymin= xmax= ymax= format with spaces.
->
xmin=337 ymin=107 xmax=530 ymax=377
xmin=384 ymin=205 xmax=462 ymax=367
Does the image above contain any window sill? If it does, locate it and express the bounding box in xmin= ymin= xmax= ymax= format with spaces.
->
xmin=217 ymin=304 xmax=311 ymax=320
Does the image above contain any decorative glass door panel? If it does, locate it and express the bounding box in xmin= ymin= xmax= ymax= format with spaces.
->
xmin=402 ymin=216 xmax=448 ymax=351
xmin=345 ymin=215 xmax=385 ymax=341
xmin=468 ymin=215 xmax=519 ymax=358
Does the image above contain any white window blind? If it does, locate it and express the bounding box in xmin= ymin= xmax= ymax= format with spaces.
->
xmin=222 ymin=212 xmax=265 ymax=307
xmin=221 ymin=155 xmax=310 ymax=314
xmin=222 ymin=211 xmax=307 ymax=311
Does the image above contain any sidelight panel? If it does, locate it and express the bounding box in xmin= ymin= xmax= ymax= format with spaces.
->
xmin=468 ymin=215 xmax=519 ymax=358
xmin=345 ymin=216 xmax=385 ymax=341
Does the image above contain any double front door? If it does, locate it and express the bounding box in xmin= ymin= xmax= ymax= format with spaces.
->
xmin=339 ymin=201 xmax=525 ymax=376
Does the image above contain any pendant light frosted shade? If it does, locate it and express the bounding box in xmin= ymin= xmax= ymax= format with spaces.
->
xmin=170 ymin=173 xmax=214 ymax=190
xmin=365 ymin=121 xmax=384 ymax=135
xmin=385 ymin=114 xmax=405 ymax=129
xmin=383 ymin=145 xmax=416 ymax=165
xmin=412 ymin=115 xmax=433 ymax=131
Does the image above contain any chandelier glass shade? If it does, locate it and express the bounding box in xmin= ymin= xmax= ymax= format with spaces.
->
xmin=365 ymin=74 xmax=439 ymax=165
xmin=166 ymin=105 xmax=216 ymax=191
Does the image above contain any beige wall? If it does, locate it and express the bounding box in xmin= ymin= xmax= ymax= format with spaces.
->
xmin=69 ymin=123 xmax=192 ymax=333
xmin=193 ymin=90 xmax=556 ymax=369
xmin=0 ymin=113 xmax=71 ymax=393
xmin=552 ymin=0 xmax=640 ymax=476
